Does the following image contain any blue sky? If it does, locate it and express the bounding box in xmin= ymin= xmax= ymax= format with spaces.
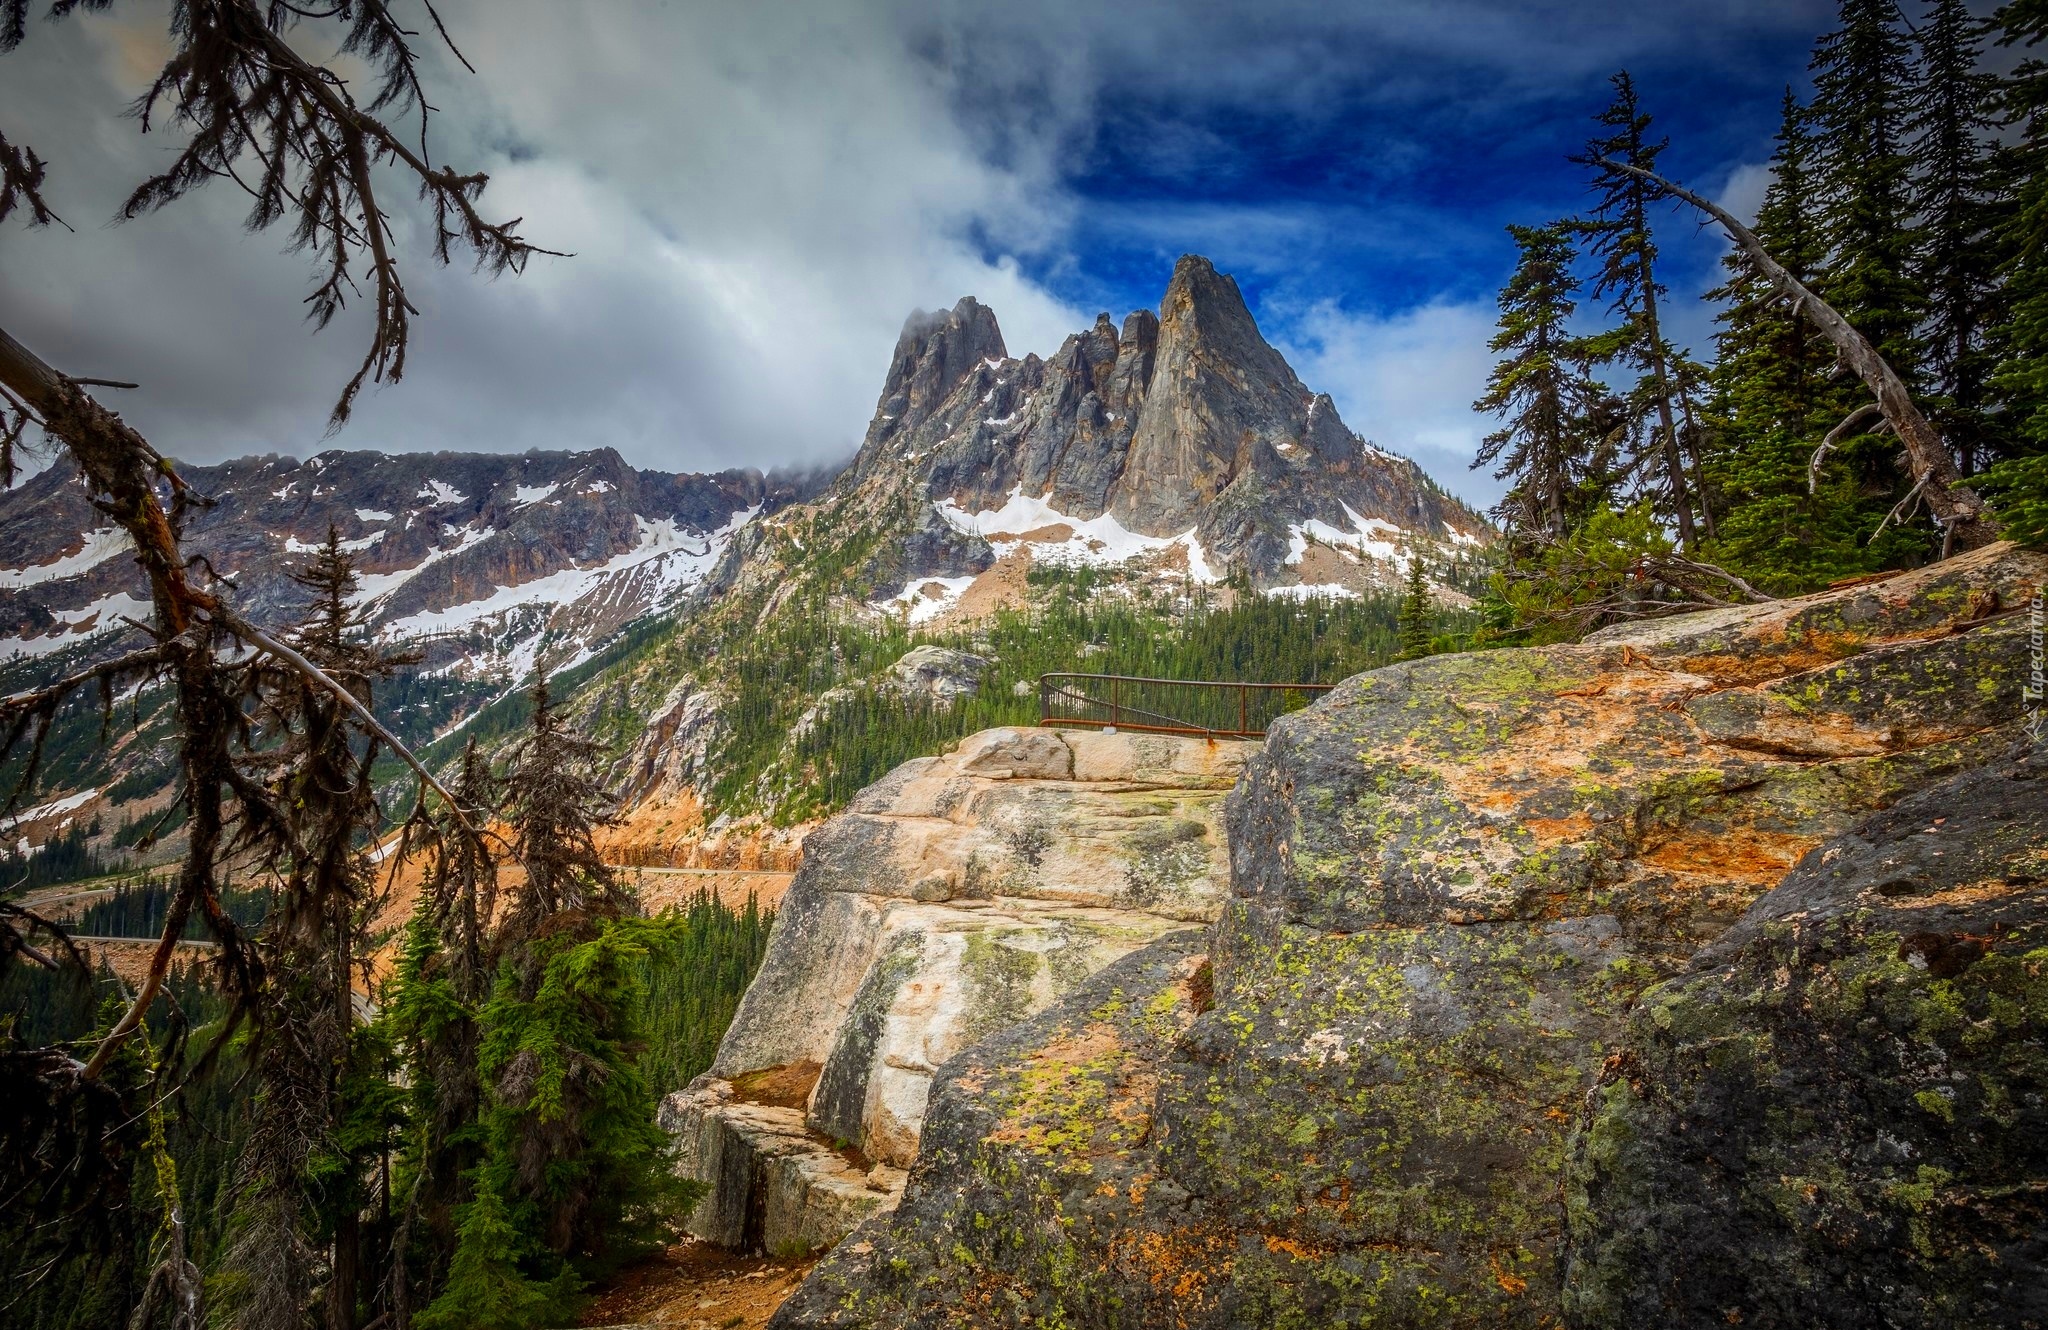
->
xmin=0 ymin=1 xmax=1866 ymax=507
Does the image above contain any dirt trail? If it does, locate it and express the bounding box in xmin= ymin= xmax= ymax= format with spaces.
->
xmin=579 ymin=1240 xmax=815 ymax=1330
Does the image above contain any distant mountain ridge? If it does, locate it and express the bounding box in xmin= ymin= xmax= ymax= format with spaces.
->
xmin=0 ymin=447 xmax=810 ymax=682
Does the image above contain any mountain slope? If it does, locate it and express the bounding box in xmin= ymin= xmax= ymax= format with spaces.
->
xmin=0 ymin=447 xmax=800 ymax=682
xmin=824 ymin=254 xmax=1489 ymax=623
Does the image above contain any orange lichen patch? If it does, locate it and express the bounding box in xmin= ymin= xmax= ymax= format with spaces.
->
xmin=1518 ymin=813 xmax=1597 ymax=844
xmin=984 ymin=1022 xmax=1160 ymax=1156
xmin=1264 ymin=1233 xmax=1327 ymax=1261
xmin=1673 ymin=638 xmax=1867 ymax=687
xmin=1108 ymin=1224 xmax=1237 ymax=1316
xmin=730 ymin=1061 xmax=823 ymax=1109
xmin=1490 ymin=1252 xmax=1530 ymax=1295
xmin=1636 ymin=830 xmax=1819 ymax=881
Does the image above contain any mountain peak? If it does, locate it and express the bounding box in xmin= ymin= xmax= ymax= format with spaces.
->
xmin=1109 ymin=254 xmax=1324 ymax=533
xmin=871 ymin=297 xmax=1007 ymax=450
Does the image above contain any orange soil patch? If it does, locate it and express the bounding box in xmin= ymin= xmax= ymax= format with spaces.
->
xmin=630 ymin=867 xmax=794 ymax=914
xmin=928 ymin=545 xmax=1036 ymax=629
xmin=73 ymin=936 xmax=215 ymax=988
xmin=730 ymin=1060 xmax=823 ymax=1109
xmin=577 ymin=1239 xmax=815 ymax=1330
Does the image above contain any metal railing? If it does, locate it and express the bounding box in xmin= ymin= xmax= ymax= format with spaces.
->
xmin=1037 ymin=673 xmax=1334 ymax=739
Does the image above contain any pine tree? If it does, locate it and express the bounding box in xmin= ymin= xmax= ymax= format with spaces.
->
xmin=1472 ymin=223 xmax=1608 ymax=539
xmin=1702 ymin=93 xmax=1880 ymax=590
xmin=1396 ymin=553 xmax=1435 ymax=660
xmin=1989 ymin=0 xmax=2048 ymax=454
xmin=1911 ymin=0 xmax=2003 ymax=474
xmin=1573 ymin=70 xmax=1705 ymax=551
xmin=1810 ymin=0 xmax=1924 ymax=372
xmin=499 ymin=680 xmax=628 ymax=949
xmin=221 ymin=528 xmax=410 ymax=1330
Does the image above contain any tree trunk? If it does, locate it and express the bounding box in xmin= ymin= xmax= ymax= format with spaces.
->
xmin=1637 ymin=276 xmax=1697 ymax=552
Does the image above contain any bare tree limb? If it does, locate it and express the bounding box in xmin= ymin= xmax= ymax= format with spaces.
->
xmin=1810 ymin=401 xmax=1885 ymax=494
xmin=1599 ymin=158 xmax=1998 ymax=551
xmin=216 ymin=608 xmax=478 ymax=839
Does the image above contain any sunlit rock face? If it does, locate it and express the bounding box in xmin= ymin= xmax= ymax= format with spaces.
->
xmin=804 ymin=253 xmax=1492 ymax=629
xmin=774 ymin=542 xmax=2047 ymax=1329
xmin=663 ymin=726 xmax=1257 ymax=1255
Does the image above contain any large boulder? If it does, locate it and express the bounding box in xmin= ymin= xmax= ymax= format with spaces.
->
xmin=774 ymin=542 xmax=2047 ymax=1327
xmin=1562 ymin=740 xmax=2048 ymax=1329
xmin=667 ymin=727 xmax=1258 ymax=1255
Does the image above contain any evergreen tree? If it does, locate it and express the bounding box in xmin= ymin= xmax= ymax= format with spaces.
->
xmin=1703 ymin=92 xmax=1880 ymax=590
xmin=1573 ymin=71 xmax=1705 ymax=551
xmin=1472 ymin=223 xmax=1609 ymax=539
xmin=1396 ymin=553 xmax=1435 ymax=660
xmin=417 ymin=686 xmax=689 ymax=1329
xmin=1910 ymin=0 xmax=2003 ymax=474
xmin=1989 ymin=0 xmax=2048 ymax=455
xmin=220 ymin=528 xmax=409 ymax=1330
xmin=1810 ymin=0 xmax=1924 ymax=372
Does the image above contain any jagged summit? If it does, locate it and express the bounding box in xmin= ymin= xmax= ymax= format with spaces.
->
xmin=836 ymin=253 xmax=1489 ymax=618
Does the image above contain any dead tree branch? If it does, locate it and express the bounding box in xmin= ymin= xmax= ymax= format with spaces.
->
xmin=1599 ymin=158 xmax=1998 ymax=552
xmin=1810 ymin=401 xmax=1886 ymax=494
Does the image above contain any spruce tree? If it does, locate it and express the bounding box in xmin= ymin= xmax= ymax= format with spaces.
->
xmin=1703 ymin=93 xmax=1879 ymax=590
xmin=1911 ymin=0 xmax=2003 ymax=474
xmin=1472 ymin=223 xmax=1608 ymax=540
xmin=1396 ymin=553 xmax=1435 ymax=660
xmin=1810 ymin=0 xmax=1924 ymax=372
xmin=1573 ymin=71 xmax=1704 ymax=551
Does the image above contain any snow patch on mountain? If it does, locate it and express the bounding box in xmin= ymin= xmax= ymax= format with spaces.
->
xmin=0 ymin=528 xmax=133 ymax=589
xmin=1285 ymin=505 xmax=1413 ymax=569
xmin=875 ymin=574 xmax=978 ymax=625
xmin=936 ymin=488 xmax=1222 ymax=583
xmin=352 ymin=524 xmax=497 ymax=606
xmin=417 ymin=480 xmax=467 ymax=506
xmin=3 ymin=590 xmax=155 ymax=658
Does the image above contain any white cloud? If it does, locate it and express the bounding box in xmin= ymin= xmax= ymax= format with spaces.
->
xmin=1273 ymin=300 xmax=1503 ymax=510
xmin=1717 ymin=160 xmax=1773 ymax=226
xmin=0 ymin=0 xmax=1834 ymax=489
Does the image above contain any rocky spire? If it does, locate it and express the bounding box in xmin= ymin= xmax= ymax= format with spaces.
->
xmin=1109 ymin=254 xmax=1330 ymax=533
xmin=864 ymin=298 xmax=1007 ymax=457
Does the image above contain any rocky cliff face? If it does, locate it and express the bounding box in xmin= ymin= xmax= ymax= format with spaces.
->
xmin=770 ymin=542 xmax=2046 ymax=1329
xmin=0 ymin=447 xmax=803 ymax=682
xmin=805 ymin=254 xmax=1489 ymax=622
xmin=662 ymin=727 xmax=1258 ymax=1258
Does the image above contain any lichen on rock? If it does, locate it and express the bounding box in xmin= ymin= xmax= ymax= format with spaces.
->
xmin=766 ymin=542 xmax=2046 ymax=1328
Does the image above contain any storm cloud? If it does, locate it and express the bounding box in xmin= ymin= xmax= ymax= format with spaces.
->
xmin=0 ymin=0 xmax=1838 ymax=504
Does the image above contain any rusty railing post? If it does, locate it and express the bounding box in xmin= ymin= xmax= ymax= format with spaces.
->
xmin=1111 ymin=675 xmax=1121 ymax=730
xmin=1238 ymin=684 xmax=1247 ymax=736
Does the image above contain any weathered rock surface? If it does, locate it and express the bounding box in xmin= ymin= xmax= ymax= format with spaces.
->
xmin=808 ymin=254 xmax=1490 ymax=599
xmin=667 ymin=726 xmax=1257 ymax=1255
xmin=1562 ymin=740 xmax=2048 ymax=1329
xmin=885 ymin=646 xmax=989 ymax=706
xmin=775 ymin=542 xmax=2047 ymax=1328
